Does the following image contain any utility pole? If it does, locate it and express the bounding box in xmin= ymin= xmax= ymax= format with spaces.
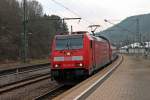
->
xmin=136 ymin=18 xmax=140 ymax=43
xmin=70 ymin=25 xmax=73 ymax=34
xmin=22 ymin=0 xmax=27 ymax=63
xmin=62 ymin=18 xmax=65 ymax=33
xmin=136 ymin=18 xmax=140 ymax=55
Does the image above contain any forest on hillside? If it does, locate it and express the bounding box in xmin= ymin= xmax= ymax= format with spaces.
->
xmin=0 ymin=0 xmax=68 ymax=62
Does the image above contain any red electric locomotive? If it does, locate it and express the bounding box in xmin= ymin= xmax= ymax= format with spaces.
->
xmin=50 ymin=31 xmax=114 ymax=81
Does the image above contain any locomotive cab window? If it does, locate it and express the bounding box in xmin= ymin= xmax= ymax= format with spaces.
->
xmin=55 ymin=35 xmax=83 ymax=50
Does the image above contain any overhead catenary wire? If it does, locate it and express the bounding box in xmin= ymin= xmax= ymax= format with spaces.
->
xmin=50 ymin=0 xmax=95 ymax=25
xmin=43 ymin=0 xmax=67 ymax=18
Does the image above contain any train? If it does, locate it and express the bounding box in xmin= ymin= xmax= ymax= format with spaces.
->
xmin=50 ymin=31 xmax=117 ymax=81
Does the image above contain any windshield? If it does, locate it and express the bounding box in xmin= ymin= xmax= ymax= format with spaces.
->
xmin=55 ymin=36 xmax=83 ymax=50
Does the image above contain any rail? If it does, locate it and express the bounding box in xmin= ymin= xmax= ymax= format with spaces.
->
xmin=0 ymin=74 xmax=50 ymax=94
xmin=0 ymin=63 xmax=50 ymax=76
xmin=34 ymin=84 xmax=66 ymax=100
xmin=0 ymin=63 xmax=50 ymax=89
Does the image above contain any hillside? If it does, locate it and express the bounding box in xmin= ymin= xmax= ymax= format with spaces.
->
xmin=98 ymin=13 xmax=150 ymax=46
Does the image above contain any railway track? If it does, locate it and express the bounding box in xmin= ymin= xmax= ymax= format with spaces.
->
xmin=0 ymin=63 xmax=50 ymax=88
xmin=34 ymin=84 xmax=73 ymax=100
xmin=0 ymin=63 xmax=50 ymax=76
xmin=0 ymin=73 xmax=50 ymax=94
xmin=0 ymin=63 xmax=52 ymax=94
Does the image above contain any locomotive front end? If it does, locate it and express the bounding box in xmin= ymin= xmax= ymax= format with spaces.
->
xmin=51 ymin=34 xmax=87 ymax=81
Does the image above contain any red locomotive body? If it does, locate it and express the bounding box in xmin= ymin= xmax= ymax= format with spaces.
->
xmin=50 ymin=31 xmax=115 ymax=81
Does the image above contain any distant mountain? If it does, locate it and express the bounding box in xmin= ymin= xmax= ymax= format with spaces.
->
xmin=98 ymin=13 xmax=150 ymax=46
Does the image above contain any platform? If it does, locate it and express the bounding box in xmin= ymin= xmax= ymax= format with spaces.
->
xmin=87 ymin=55 xmax=150 ymax=100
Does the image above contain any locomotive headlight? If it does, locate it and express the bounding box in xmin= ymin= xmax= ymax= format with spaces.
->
xmin=76 ymin=63 xmax=83 ymax=67
xmin=66 ymin=52 xmax=71 ymax=56
xmin=79 ymin=63 xmax=83 ymax=67
xmin=55 ymin=64 xmax=59 ymax=68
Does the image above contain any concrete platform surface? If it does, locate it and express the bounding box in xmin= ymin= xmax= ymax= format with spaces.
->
xmin=87 ymin=55 xmax=150 ymax=100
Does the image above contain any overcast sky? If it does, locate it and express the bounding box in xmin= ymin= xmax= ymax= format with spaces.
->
xmin=36 ymin=0 xmax=150 ymax=32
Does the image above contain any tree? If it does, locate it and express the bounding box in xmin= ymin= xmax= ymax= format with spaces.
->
xmin=0 ymin=0 xmax=68 ymax=61
xmin=26 ymin=0 xmax=43 ymax=19
xmin=27 ymin=14 xmax=68 ymax=58
xmin=0 ymin=0 xmax=22 ymax=60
